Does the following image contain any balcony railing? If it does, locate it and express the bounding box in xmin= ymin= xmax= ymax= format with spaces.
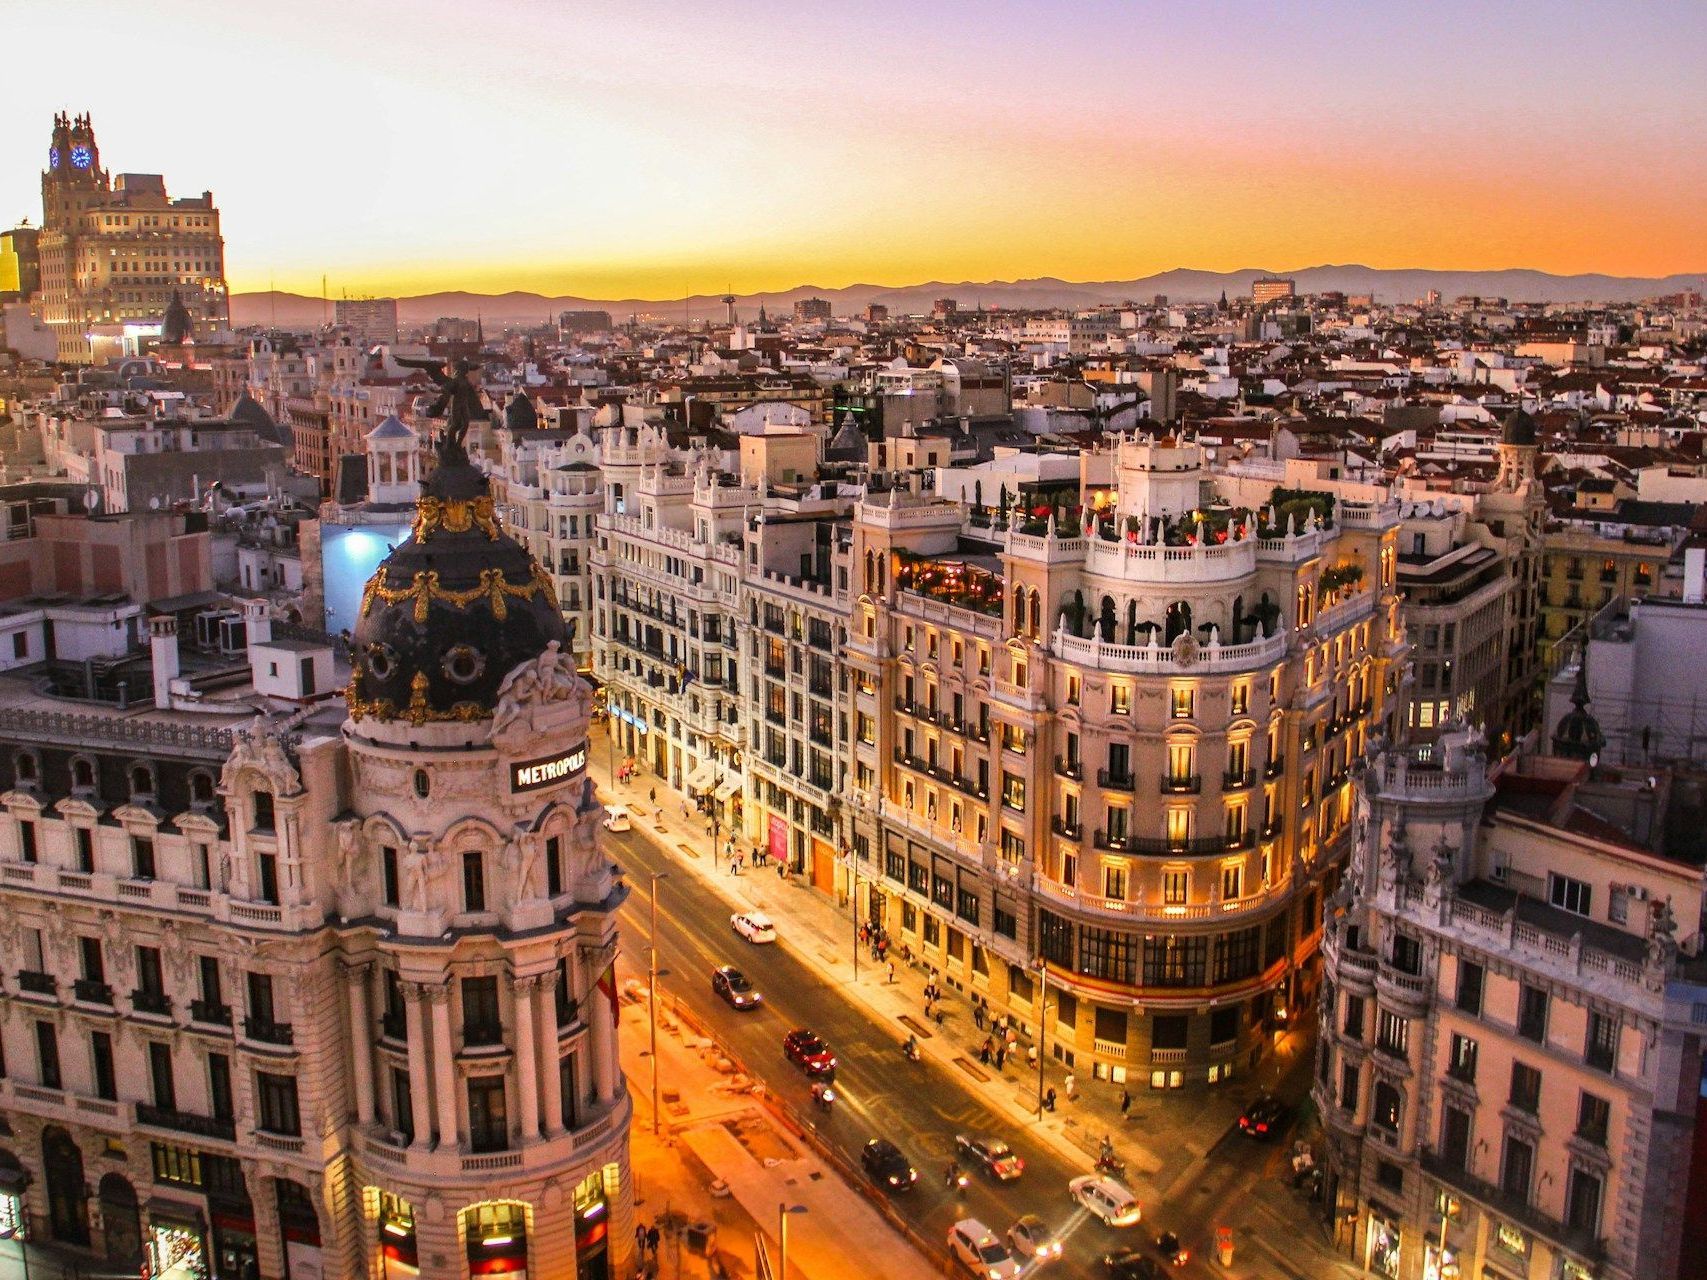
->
xmin=73 ymin=978 xmax=114 ymax=1006
xmin=1051 ymin=817 xmax=1083 ymax=840
xmin=17 ymin=969 xmax=57 ymax=996
xmin=131 ymin=989 xmax=172 ymax=1017
xmin=1264 ymin=757 xmax=1286 ymax=779
xmin=191 ymin=999 xmax=232 ymax=1026
xmin=1419 ymin=1150 xmax=1604 ymax=1263
xmin=1160 ymin=773 xmax=1202 ymax=794
xmin=1223 ymin=768 xmax=1256 ymax=790
xmin=243 ymin=1017 xmax=295 ymax=1046
xmin=136 ymin=1104 xmax=236 ymax=1143
xmin=1055 ymin=756 xmax=1083 ymax=781
xmin=1098 ymin=769 xmax=1136 ymax=792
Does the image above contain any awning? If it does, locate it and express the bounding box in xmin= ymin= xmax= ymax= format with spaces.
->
xmin=684 ymin=763 xmax=717 ymax=792
xmin=714 ymin=777 xmax=742 ymax=801
xmin=147 ymin=1195 xmax=206 ymax=1227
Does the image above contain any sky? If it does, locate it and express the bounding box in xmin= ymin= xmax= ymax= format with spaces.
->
xmin=4 ymin=0 xmax=1705 ymax=299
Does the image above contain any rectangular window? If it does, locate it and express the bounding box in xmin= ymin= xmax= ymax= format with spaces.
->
xmin=468 ymin=1077 xmax=508 ymax=1152
xmin=247 ymin=972 xmax=275 ymax=1023
xmin=1376 ymin=1010 xmax=1409 ymax=1057
xmin=1440 ymin=1104 xmax=1472 ymax=1170
xmin=256 ymin=1071 xmax=301 ymax=1136
xmin=1162 ymin=869 xmax=1188 ymax=905
xmin=555 ymin=959 xmax=577 ymax=1027
xmin=1517 ymin=984 xmax=1548 ymax=1043
xmin=1078 ymin=926 xmax=1137 ymax=983
xmin=462 ymin=851 xmax=486 ymax=912
xmin=546 ymin=836 xmax=563 ymax=897
xmin=1102 ymin=862 xmax=1128 ymax=902
xmin=392 ymin=1067 xmax=415 ymax=1141
xmin=18 ymin=820 xmax=36 ymax=863
xmin=1548 ymin=872 xmax=1592 ymax=917
xmin=1585 ymin=1010 xmax=1617 ymax=1073
xmin=1110 ymin=685 xmax=1131 ymax=715
xmin=1566 ymin=1168 xmax=1603 ymax=1234
xmin=461 ymin=976 xmax=501 ymax=1045
xmin=131 ymin=835 xmax=156 ymax=879
xmin=1231 ymin=683 xmax=1249 ymax=715
xmin=75 ymin=826 xmax=94 ymax=872
xmin=1141 ymin=934 xmax=1207 ymax=986
xmin=1339 ymin=1061 xmax=1359 ymax=1111
xmin=1170 ymin=686 xmax=1194 ymax=719
xmin=1500 ymin=1134 xmax=1534 ymax=1202
xmin=1342 ymin=994 xmax=1365 ymax=1040
xmin=993 ymin=906 xmax=1017 ymax=939
xmin=1390 ymin=933 xmax=1422 ymax=975
xmin=1001 ymin=772 xmax=1025 ymax=812
xmin=382 ymin=846 xmax=400 ymax=905
xmin=956 ymin=887 xmax=979 ymax=926
xmin=256 ymin=853 xmax=279 ymax=904
xmin=149 ymin=1040 xmax=177 ymax=1110
xmin=91 ymin=1031 xmax=116 ymax=1101
xmin=1447 ymin=1033 xmax=1477 ymax=1083
xmin=252 ymin=791 xmax=275 ymax=832
xmin=1576 ymin=1091 xmax=1611 ymax=1146
xmin=1213 ymin=927 xmax=1261 ymax=983
xmin=1455 ymin=961 xmax=1483 ymax=1016
xmin=208 ymin=1053 xmax=233 ymax=1121
xmin=1509 ymin=1060 xmax=1542 ymax=1113
xmin=1221 ymin=863 xmax=1243 ymax=901
xmin=35 ymin=1021 xmax=59 ymax=1089
xmin=80 ymin=935 xmax=105 ymax=982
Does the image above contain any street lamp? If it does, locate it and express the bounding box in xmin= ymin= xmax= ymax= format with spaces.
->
xmin=1033 ymin=956 xmax=1051 ymax=1119
xmin=648 ymin=870 xmax=669 ymax=1135
xmin=777 ymin=1203 xmax=807 ymax=1280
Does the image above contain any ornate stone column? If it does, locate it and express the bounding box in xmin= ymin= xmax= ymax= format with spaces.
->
xmin=402 ymin=981 xmax=432 ymax=1152
xmin=512 ymin=975 xmax=540 ymax=1141
xmin=428 ymin=982 xmax=460 ymax=1151
xmin=589 ymin=964 xmax=616 ymax=1104
xmin=536 ymin=974 xmax=564 ymax=1135
xmin=343 ymin=961 xmax=375 ymax=1127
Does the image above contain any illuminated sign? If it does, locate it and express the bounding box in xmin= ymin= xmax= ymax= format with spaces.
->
xmin=510 ymin=744 xmax=587 ymax=792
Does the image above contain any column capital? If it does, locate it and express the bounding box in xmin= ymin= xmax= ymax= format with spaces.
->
xmin=340 ymin=959 xmax=375 ymax=984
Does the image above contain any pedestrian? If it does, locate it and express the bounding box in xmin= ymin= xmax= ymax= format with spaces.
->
xmin=728 ymin=857 xmax=737 ymax=875
xmin=1026 ymin=1045 xmax=1038 ymax=1068
xmin=776 ymin=861 xmax=786 ymax=880
xmin=646 ymin=1224 xmax=660 ymax=1257
xmin=887 ymin=962 xmax=896 ymax=984
xmin=635 ymin=1223 xmax=647 ymax=1256
xmin=979 ymin=1041 xmax=992 ymax=1065
xmin=682 ymin=800 xmax=690 ymax=819
xmin=1120 ymin=1088 xmax=1132 ymax=1117
xmin=973 ymin=1003 xmax=986 ymax=1031
xmin=1044 ymin=1086 xmax=1057 ymax=1112
xmin=706 ymin=819 xmax=714 ymax=837
xmin=1064 ymin=1072 xmax=1076 ymax=1100
xmin=877 ymin=938 xmax=888 ymax=959
xmin=649 ymin=786 xmax=657 ymax=805
xmin=994 ymin=1045 xmax=1006 ymax=1070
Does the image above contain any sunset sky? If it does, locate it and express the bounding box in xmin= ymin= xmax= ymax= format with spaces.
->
xmin=4 ymin=0 xmax=1704 ymax=299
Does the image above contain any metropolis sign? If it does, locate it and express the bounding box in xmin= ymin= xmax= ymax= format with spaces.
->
xmin=510 ymin=743 xmax=588 ymax=793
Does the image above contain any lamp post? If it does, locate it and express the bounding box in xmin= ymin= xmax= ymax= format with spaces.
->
xmin=1034 ymin=956 xmax=1050 ymax=1119
xmin=777 ymin=1203 xmax=807 ymax=1280
xmin=648 ymin=870 xmax=669 ymax=1135
xmin=710 ymin=760 xmax=722 ymax=861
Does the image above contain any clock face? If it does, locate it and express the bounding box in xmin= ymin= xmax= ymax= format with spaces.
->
xmin=48 ymin=147 xmax=60 ymax=170
xmin=70 ymin=145 xmax=92 ymax=170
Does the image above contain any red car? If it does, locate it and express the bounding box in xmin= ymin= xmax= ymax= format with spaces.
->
xmin=783 ymin=1029 xmax=837 ymax=1077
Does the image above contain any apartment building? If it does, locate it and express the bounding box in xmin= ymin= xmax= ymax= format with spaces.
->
xmin=1315 ymin=719 xmax=1707 ymax=1280
xmin=845 ymin=436 xmax=1406 ymax=1086
xmin=0 ymin=436 xmax=636 ymax=1279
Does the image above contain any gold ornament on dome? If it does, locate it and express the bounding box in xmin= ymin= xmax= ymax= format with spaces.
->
xmin=360 ymin=564 xmax=556 ymax=625
xmin=344 ymin=645 xmax=491 ymax=726
xmin=412 ymin=494 xmax=500 ymax=543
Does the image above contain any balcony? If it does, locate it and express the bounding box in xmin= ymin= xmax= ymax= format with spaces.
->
xmin=1261 ymin=819 xmax=1284 ymax=842
xmin=1263 ymin=756 xmax=1286 ymax=779
xmin=1054 ymin=756 xmax=1083 ymax=781
xmin=1093 ymin=829 xmax=1134 ymax=852
xmin=1098 ymin=769 xmax=1136 ymax=792
xmin=243 ymin=1017 xmax=295 ymax=1046
xmin=131 ymin=989 xmax=172 ymax=1017
xmin=1051 ymin=816 xmax=1083 ymax=840
xmin=463 ymin=1022 xmax=504 ymax=1049
xmin=17 ymin=969 xmax=57 ymax=996
xmin=1420 ymin=1149 xmax=1604 ymax=1264
xmin=73 ymin=978 xmax=114 ymax=1006
xmin=190 ymin=999 xmax=232 ymax=1026
xmin=136 ymin=1103 xmax=235 ymax=1143
xmin=1223 ymin=768 xmax=1256 ymax=791
xmin=1160 ymin=773 xmax=1202 ymax=795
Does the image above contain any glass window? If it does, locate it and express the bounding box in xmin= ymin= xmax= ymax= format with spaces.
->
xmin=1455 ymin=961 xmax=1483 ymax=1015
xmin=462 ymin=976 xmax=502 ymax=1044
xmin=256 ymin=1072 xmax=301 ymax=1136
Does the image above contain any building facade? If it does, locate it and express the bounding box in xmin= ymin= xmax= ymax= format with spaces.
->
xmin=0 ymin=426 xmax=634 ymax=1279
xmin=1315 ymin=724 xmax=1707 ymax=1280
xmin=36 ymin=114 xmax=229 ymax=361
xmin=846 ymin=437 xmax=1406 ymax=1087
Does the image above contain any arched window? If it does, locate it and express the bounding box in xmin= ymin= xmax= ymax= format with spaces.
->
xmin=189 ymin=771 xmax=215 ymax=807
xmin=71 ymin=758 xmax=95 ymax=792
xmin=15 ymin=751 xmax=38 ymax=785
xmin=1028 ymin=590 xmax=1041 ymax=638
xmin=1099 ymin=596 xmax=1117 ymax=643
xmin=1012 ymin=586 xmax=1026 ymax=634
xmin=129 ymin=765 xmax=154 ymax=798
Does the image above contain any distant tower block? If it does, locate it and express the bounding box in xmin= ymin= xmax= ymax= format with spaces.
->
xmin=721 ymin=293 xmax=737 ymax=326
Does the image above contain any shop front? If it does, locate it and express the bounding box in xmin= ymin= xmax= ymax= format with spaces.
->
xmin=1363 ymin=1204 xmax=1402 ymax=1280
xmin=277 ymin=1179 xmax=323 ymax=1280
xmin=0 ymin=1149 xmax=26 ymax=1241
xmin=147 ymin=1198 xmax=209 ymax=1280
xmin=809 ymin=837 xmax=835 ymax=895
xmin=378 ymin=1193 xmax=418 ymax=1279
xmin=464 ymin=1202 xmax=528 ymax=1278
xmin=572 ymin=1169 xmax=610 ymax=1280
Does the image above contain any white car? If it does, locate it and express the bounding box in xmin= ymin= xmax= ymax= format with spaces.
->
xmin=947 ymin=1218 xmax=1022 ymax=1280
xmin=602 ymin=805 xmax=632 ymax=832
xmin=1005 ymin=1214 xmax=1063 ymax=1264
xmin=730 ymin=911 xmax=777 ymax=944
xmin=1068 ymin=1174 xmax=1141 ymax=1227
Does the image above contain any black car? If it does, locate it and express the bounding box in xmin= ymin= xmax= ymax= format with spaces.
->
xmin=1154 ymin=1231 xmax=1189 ymax=1266
xmin=1237 ymin=1093 xmax=1289 ymax=1140
xmin=861 ymin=1138 xmax=918 ymax=1190
xmin=711 ymin=965 xmax=762 ymax=1009
xmin=955 ymin=1134 xmax=1024 ymax=1181
xmin=1103 ymin=1250 xmax=1166 ymax=1280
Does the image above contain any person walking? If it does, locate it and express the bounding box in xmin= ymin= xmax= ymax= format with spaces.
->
xmin=1064 ymin=1071 xmax=1076 ymax=1101
xmin=979 ymin=1040 xmax=992 ymax=1065
xmin=646 ymin=1224 xmax=660 ymax=1257
xmin=887 ymin=962 xmax=896 ymax=984
xmin=1120 ymin=1088 xmax=1132 ymax=1117
xmin=1043 ymin=1086 xmax=1057 ymax=1112
xmin=994 ymin=1044 xmax=1006 ymax=1070
xmin=648 ymin=786 xmax=657 ymax=805
xmin=973 ymin=1003 xmax=987 ymax=1032
xmin=635 ymin=1223 xmax=648 ymax=1257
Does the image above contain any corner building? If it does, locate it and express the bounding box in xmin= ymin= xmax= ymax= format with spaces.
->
xmin=0 ymin=434 xmax=632 ymax=1278
xmin=848 ymin=437 xmax=1405 ymax=1087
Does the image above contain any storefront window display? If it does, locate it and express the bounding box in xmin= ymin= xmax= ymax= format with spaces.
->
xmin=1365 ymin=1214 xmax=1401 ymax=1280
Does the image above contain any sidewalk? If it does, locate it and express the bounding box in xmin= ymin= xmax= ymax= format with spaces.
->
xmin=596 ymin=725 xmax=1360 ymax=1278
xmin=619 ymin=973 xmax=938 ymax=1280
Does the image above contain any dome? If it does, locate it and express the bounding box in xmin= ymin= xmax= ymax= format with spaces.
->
xmin=504 ymin=390 xmax=539 ymax=432
xmin=1501 ymin=407 xmax=1538 ymax=447
xmin=366 ymin=414 xmax=416 ymax=442
xmin=161 ymin=290 xmax=192 ymax=345
xmin=1550 ymin=659 xmax=1605 ymax=762
xmin=347 ymin=442 xmax=565 ymax=726
xmin=230 ymin=391 xmax=290 ymax=448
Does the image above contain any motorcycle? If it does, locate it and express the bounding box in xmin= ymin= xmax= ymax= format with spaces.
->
xmin=902 ymin=1039 xmax=921 ymax=1062
xmin=811 ymin=1083 xmax=836 ymax=1112
xmin=1095 ymin=1151 xmax=1127 ymax=1176
xmin=945 ymin=1164 xmax=969 ymax=1191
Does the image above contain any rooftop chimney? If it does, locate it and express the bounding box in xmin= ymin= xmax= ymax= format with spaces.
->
xmin=149 ymin=615 xmax=179 ymax=710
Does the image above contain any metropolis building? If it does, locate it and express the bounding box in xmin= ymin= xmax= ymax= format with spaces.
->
xmin=0 ymin=396 xmax=633 ymax=1278
xmin=847 ymin=436 xmax=1406 ymax=1085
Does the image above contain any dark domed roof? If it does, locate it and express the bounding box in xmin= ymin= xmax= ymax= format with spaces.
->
xmin=230 ymin=391 xmax=290 ymax=448
xmin=347 ymin=446 xmax=564 ymax=726
xmin=161 ymin=290 xmax=192 ymax=345
xmin=504 ymin=391 xmax=539 ymax=432
xmin=1551 ymin=658 xmax=1605 ymax=762
xmin=1501 ymin=407 xmax=1538 ymax=447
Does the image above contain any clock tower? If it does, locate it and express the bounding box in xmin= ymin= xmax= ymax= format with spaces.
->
xmin=42 ymin=111 xmax=107 ymax=231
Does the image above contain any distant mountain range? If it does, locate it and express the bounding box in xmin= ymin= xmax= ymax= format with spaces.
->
xmin=231 ymin=265 xmax=1707 ymax=329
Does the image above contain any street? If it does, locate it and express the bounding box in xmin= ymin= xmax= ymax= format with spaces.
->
xmin=606 ymin=822 xmax=1303 ymax=1279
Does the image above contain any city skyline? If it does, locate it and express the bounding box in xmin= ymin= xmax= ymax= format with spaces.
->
xmin=5 ymin=0 xmax=1706 ymax=299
